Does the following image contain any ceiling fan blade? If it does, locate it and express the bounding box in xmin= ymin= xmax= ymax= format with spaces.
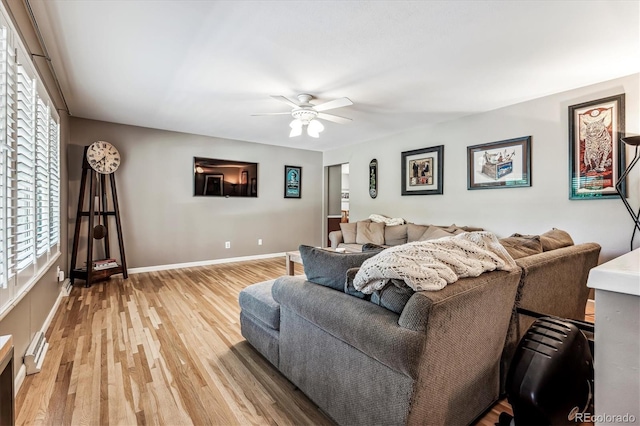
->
xmin=317 ymin=112 xmax=352 ymax=124
xmin=270 ymin=95 xmax=299 ymax=108
xmin=313 ymin=97 xmax=353 ymax=112
xmin=251 ymin=112 xmax=291 ymax=116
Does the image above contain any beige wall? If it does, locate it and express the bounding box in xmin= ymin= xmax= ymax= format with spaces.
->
xmin=324 ymin=74 xmax=640 ymax=261
xmin=68 ymin=118 xmax=323 ymax=269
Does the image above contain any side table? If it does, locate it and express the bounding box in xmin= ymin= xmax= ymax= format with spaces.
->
xmin=285 ymin=251 xmax=302 ymax=275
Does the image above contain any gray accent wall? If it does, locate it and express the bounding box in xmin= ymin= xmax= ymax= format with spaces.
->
xmin=324 ymin=74 xmax=640 ymax=261
xmin=69 ymin=118 xmax=323 ymax=269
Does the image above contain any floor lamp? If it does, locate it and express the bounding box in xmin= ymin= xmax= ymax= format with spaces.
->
xmin=616 ymin=135 xmax=640 ymax=251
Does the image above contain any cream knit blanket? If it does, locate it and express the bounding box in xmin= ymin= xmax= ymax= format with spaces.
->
xmin=353 ymin=232 xmax=517 ymax=293
xmin=368 ymin=214 xmax=405 ymax=226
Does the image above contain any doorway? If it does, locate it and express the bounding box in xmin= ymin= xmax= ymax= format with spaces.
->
xmin=326 ymin=163 xmax=349 ymax=246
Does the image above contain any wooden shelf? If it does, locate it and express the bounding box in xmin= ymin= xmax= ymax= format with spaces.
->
xmin=71 ymin=265 xmax=124 ymax=283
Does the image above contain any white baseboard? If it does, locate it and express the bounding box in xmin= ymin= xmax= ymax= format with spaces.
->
xmin=127 ymin=252 xmax=286 ymax=274
xmin=14 ymin=280 xmax=69 ymax=395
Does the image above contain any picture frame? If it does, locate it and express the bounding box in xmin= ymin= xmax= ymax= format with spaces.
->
xmin=568 ymin=94 xmax=625 ymax=199
xmin=250 ymin=177 xmax=257 ymax=196
xmin=467 ymin=136 xmax=531 ymax=190
xmin=204 ymin=174 xmax=224 ymax=196
xmin=401 ymin=145 xmax=444 ymax=195
xmin=284 ymin=165 xmax=302 ymax=198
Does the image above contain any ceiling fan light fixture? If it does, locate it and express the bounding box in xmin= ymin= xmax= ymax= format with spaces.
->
xmin=289 ymin=120 xmax=302 ymax=138
xmin=289 ymin=119 xmax=302 ymax=129
xmin=308 ymin=119 xmax=324 ymax=134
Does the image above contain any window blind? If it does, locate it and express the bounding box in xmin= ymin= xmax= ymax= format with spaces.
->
xmin=0 ymin=25 xmax=12 ymax=293
xmin=14 ymin=65 xmax=35 ymax=272
xmin=0 ymin=5 xmax=60 ymax=314
xmin=48 ymin=119 xmax=59 ymax=247
xmin=35 ymin=97 xmax=49 ymax=255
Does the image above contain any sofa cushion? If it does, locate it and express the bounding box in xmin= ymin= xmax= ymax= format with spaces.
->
xmin=345 ymin=267 xmax=369 ymax=299
xmin=238 ymin=279 xmax=280 ymax=330
xmin=384 ymin=224 xmax=408 ymax=246
xmin=418 ymin=226 xmax=454 ymax=241
xmin=461 ymin=225 xmax=485 ymax=232
xmin=340 ymin=222 xmax=357 ymax=244
xmin=356 ymin=221 xmax=385 ymax=245
xmin=362 ymin=243 xmax=387 ymax=252
xmin=407 ymin=223 xmax=429 ymax=242
xmin=540 ymin=228 xmax=574 ymax=251
xmin=299 ymin=245 xmax=379 ymax=291
xmin=512 ymin=228 xmax=575 ymax=252
xmin=499 ymin=235 xmax=543 ymax=259
xmin=370 ymin=280 xmax=415 ymax=314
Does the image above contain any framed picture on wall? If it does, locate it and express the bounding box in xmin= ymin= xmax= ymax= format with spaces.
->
xmin=204 ymin=174 xmax=224 ymax=196
xmin=401 ymin=145 xmax=444 ymax=195
xmin=284 ymin=165 xmax=302 ymax=198
xmin=568 ymin=94 xmax=626 ymax=199
xmin=467 ymin=136 xmax=531 ymax=190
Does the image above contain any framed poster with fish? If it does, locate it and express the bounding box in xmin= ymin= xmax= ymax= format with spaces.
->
xmin=467 ymin=136 xmax=531 ymax=190
xmin=569 ymin=94 xmax=625 ymax=199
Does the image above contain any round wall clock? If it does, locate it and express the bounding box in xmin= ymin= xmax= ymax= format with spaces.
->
xmin=86 ymin=141 xmax=121 ymax=174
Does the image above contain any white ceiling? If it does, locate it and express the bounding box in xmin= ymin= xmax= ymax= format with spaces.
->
xmin=29 ymin=1 xmax=640 ymax=151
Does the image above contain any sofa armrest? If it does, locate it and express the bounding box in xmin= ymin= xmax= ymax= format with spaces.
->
xmin=514 ymin=242 xmax=601 ymax=321
xmin=328 ymin=230 xmax=343 ymax=248
xmin=399 ymin=269 xmax=521 ymax=332
xmin=404 ymin=269 xmax=521 ymax=425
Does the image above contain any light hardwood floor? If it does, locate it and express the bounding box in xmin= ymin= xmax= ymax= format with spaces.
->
xmin=16 ymin=257 xmax=593 ymax=425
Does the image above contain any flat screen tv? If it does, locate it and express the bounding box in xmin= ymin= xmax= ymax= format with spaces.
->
xmin=194 ymin=157 xmax=258 ymax=197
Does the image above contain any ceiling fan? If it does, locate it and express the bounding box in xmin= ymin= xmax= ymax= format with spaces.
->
xmin=252 ymin=94 xmax=353 ymax=138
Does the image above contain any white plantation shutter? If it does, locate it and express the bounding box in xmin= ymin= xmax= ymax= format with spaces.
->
xmin=35 ymin=97 xmax=49 ymax=255
xmin=49 ymin=118 xmax=59 ymax=247
xmin=0 ymin=4 xmax=60 ymax=313
xmin=0 ymin=24 xmax=13 ymax=303
xmin=14 ymin=65 xmax=35 ymax=272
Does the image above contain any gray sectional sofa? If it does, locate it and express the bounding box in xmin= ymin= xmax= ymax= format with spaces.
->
xmin=239 ymin=230 xmax=600 ymax=425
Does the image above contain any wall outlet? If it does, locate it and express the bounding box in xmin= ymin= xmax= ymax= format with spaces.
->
xmin=225 ymin=241 xmax=231 ymax=249
xmin=258 ymin=239 xmax=263 ymax=245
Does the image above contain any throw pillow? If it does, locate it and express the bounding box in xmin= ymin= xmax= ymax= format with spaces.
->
xmin=384 ymin=224 xmax=408 ymax=246
xmin=356 ymin=221 xmax=385 ymax=245
xmin=499 ymin=235 xmax=543 ymax=259
xmin=339 ymin=222 xmax=357 ymax=244
xmin=299 ymin=245 xmax=379 ymax=291
xmin=370 ymin=280 xmax=415 ymax=314
xmin=443 ymin=224 xmax=467 ymax=235
xmin=511 ymin=229 xmax=575 ymax=252
xmin=345 ymin=267 xmax=369 ymax=299
xmin=362 ymin=243 xmax=387 ymax=252
xmin=540 ymin=228 xmax=574 ymax=251
xmin=418 ymin=226 xmax=454 ymax=241
xmin=461 ymin=225 xmax=485 ymax=232
xmin=407 ymin=223 xmax=429 ymax=242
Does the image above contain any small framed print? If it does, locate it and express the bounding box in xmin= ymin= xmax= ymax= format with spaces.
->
xmin=569 ymin=94 xmax=625 ymax=199
xmin=401 ymin=145 xmax=444 ymax=195
xmin=204 ymin=174 xmax=224 ymax=196
xmin=284 ymin=165 xmax=302 ymax=198
xmin=467 ymin=136 xmax=531 ymax=190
